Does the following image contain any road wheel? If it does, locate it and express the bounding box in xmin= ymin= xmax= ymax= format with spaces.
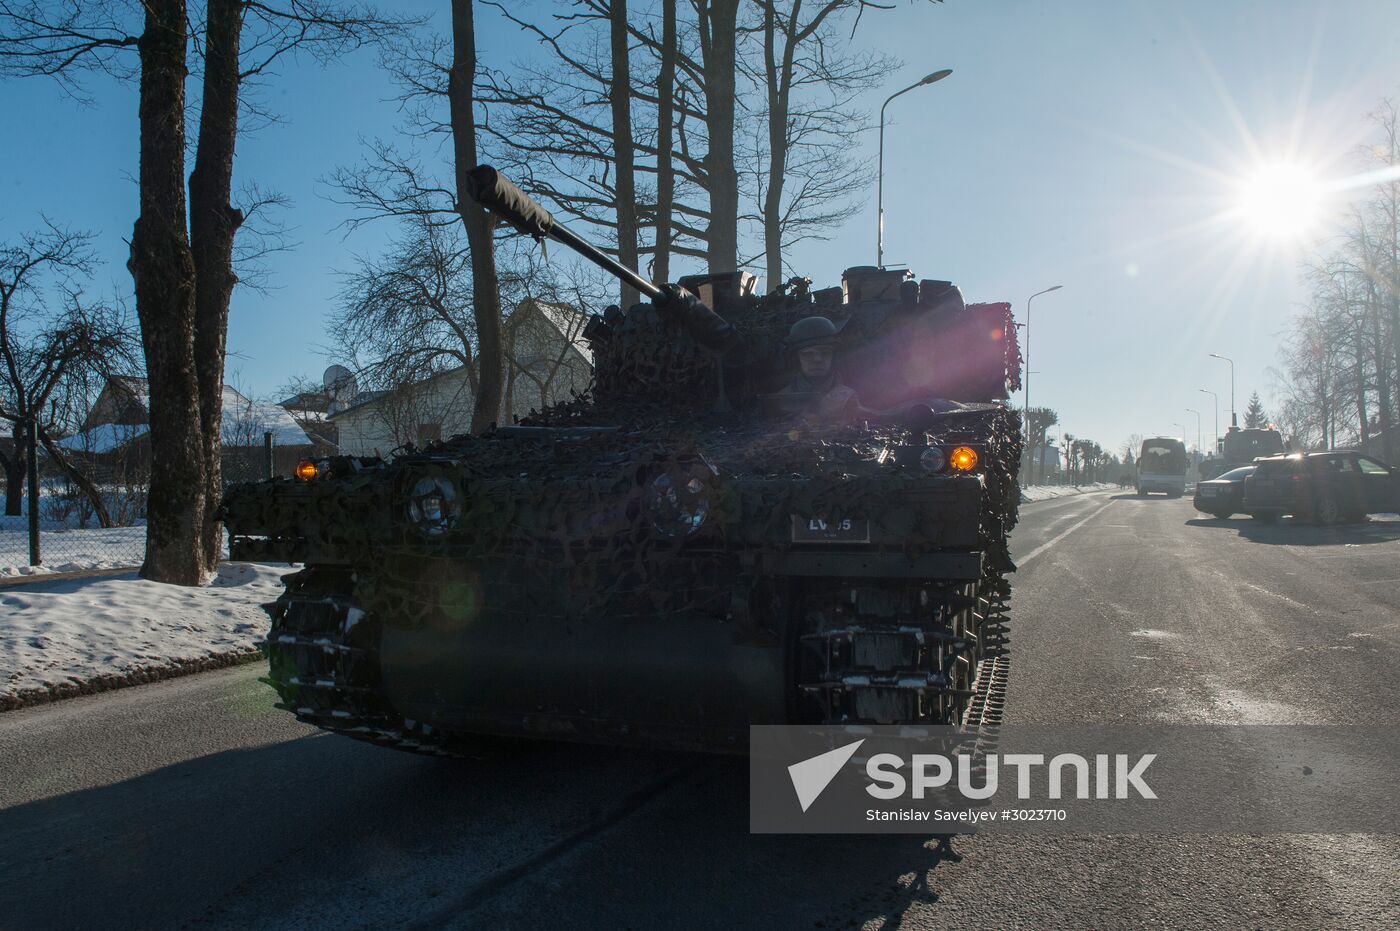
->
xmin=1315 ymin=493 xmax=1341 ymax=526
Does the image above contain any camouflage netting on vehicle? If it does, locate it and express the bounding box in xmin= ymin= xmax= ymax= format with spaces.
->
xmin=586 ymin=293 xmax=1020 ymax=412
xmin=226 ymin=404 xmax=1021 ymax=633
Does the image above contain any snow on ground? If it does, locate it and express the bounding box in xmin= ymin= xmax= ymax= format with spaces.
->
xmin=0 ymin=488 xmax=148 ymax=576
xmin=0 ymin=524 xmax=147 ymax=577
xmin=1020 ymin=482 xmax=1119 ymax=502
xmin=0 ymin=562 xmax=287 ymax=709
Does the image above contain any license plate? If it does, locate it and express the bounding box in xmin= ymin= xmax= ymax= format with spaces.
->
xmin=791 ymin=514 xmax=871 ymax=543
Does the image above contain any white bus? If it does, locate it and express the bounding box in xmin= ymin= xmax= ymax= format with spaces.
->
xmin=1137 ymin=437 xmax=1188 ymax=497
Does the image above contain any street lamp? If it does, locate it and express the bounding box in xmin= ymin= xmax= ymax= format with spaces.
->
xmin=1198 ymin=388 xmax=1218 ymax=453
xmin=877 ymin=69 xmax=952 ymax=267
xmin=1186 ymin=408 xmax=1201 ymax=476
xmin=1209 ymin=353 xmax=1236 ymax=428
xmin=1022 ymin=284 xmax=1063 ymax=485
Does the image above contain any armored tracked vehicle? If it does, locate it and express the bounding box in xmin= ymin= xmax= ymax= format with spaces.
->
xmin=1198 ymin=426 xmax=1285 ymax=481
xmin=222 ymin=169 xmax=1023 ymax=754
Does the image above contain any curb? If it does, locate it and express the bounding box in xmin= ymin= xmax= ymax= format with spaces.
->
xmin=0 ymin=648 xmax=265 ymax=713
xmin=0 ymin=567 xmax=140 ymax=588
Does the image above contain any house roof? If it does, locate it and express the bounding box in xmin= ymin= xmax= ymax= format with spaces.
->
xmin=61 ymin=379 xmax=310 ymax=453
xmin=517 ymin=299 xmax=593 ymax=364
xmin=280 ymin=389 xmax=333 ymax=413
xmin=324 ymin=389 xmax=390 ymax=420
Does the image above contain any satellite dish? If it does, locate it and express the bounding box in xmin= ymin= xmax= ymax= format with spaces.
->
xmin=323 ymin=364 xmax=358 ymax=415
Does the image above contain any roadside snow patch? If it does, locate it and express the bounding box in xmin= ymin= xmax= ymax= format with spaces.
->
xmin=1 ymin=562 xmax=289 ymax=709
xmin=1020 ymin=482 xmax=1118 ymax=502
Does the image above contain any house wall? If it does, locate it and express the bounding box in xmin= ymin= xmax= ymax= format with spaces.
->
xmin=333 ymin=302 xmax=595 ymax=456
xmin=334 ymin=367 xmax=477 ymax=457
xmin=503 ymin=303 xmax=592 ymax=420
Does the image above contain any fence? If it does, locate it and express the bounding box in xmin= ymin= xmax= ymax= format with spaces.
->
xmin=0 ymin=430 xmax=294 ymax=578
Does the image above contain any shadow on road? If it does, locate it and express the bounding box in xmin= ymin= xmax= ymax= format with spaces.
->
xmin=1184 ymin=516 xmax=1400 ymax=546
xmin=0 ymin=729 xmax=961 ymax=930
xmin=1108 ymin=493 xmax=1183 ymax=501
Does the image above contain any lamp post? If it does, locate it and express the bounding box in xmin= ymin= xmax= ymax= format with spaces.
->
xmin=1186 ymin=408 xmax=1201 ymax=478
xmin=1210 ymin=353 xmax=1236 ymax=428
xmin=878 ymin=69 xmax=952 ymax=268
xmin=1022 ymin=285 xmax=1063 ymax=484
xmin=1198 ymin=388 xmax=1218 ymax=454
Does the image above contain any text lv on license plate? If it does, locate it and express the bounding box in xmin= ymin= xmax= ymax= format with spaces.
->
xmin=791 ymin=514 xmax=871 ymax=543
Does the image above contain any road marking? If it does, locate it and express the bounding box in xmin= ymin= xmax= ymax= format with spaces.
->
xmin=1017 ymin=499 xmax=1116 ymax=568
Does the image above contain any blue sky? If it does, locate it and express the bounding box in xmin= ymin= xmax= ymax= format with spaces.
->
xmin=3 ymin=0 xmax=1400 ymax=454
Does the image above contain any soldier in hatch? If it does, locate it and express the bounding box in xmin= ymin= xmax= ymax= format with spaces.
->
xmin=774 ymin=316 xmax=861 ymax=423
xmin=651 ymin=285 xmax=863 ymax=424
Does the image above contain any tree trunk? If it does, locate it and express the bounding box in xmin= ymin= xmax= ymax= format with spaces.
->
xmin=761 ymin=3 xmax=793 ymax=293
xmin=653 ymin=0 xmax=676 ymax=284
xmin=1371 ymin=282 xmax=1394 ymax=461
xmin=609 ymin=0 xmax=639 ymax=307
xmin=189 ymin=0 xmax=245 ymax=574
xmin=698 ymin=0 xmax=740 ymax=274
xmin=2 ymin=433 xmax=22 ymax=517
xmin=133 ymin=0 xmax=206 ymax=586
xmin=450 ymin=0 xmax=505 ymax=434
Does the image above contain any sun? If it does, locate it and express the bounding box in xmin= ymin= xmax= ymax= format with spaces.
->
xmin=1234 ymin=163 xmax=1324 ymax=240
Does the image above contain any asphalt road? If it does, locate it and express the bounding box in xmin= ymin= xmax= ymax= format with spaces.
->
xmin=3 ymin=491 xmax=1400 ymax=929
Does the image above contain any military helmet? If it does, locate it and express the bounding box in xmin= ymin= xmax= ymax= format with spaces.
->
xmin=785 ymin=315 xmax=840 ymax=349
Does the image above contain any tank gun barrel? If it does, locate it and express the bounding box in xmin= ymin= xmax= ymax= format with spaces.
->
xmin=465 ymin=165 xmax=661 ymax=300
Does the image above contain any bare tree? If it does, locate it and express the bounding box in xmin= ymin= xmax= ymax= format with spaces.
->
xmin=475 ymin=1 xmax=714 ymax=282
xmin=1023 ymin=406 xmax=1057 ymax=485
xmin=331 ymin=217 xmax=485 ymax=403
xmin=695 ymin=0 xmax=740 ymax=273
xmin=1 ymin=0 xmax=410 ymax=584
xmin=745 ymin=0 xmax=889 ymax=288
xmin=0 ymin=221 xmax=139 ymax=523
xmin=329 ymin=1 xmax=512 ymax=433
xmin=449 ymin=0 xmax=506 ymax=433
xmin=654 ymin=0 xmax=679 ymax=282
xmin=330 ymin=209 xmax=603 ymax=431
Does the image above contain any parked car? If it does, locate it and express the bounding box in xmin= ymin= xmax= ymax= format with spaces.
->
xmin=1242 ymin=451 xmax=1400 ymax=524
xmin=1193 ymin=464 xmax=1257 ymax=519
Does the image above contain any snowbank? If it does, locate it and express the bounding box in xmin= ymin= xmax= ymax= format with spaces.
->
xmin=0 ymin=562 xmax=288 ymax=710
xmin=1020 ymin=482 xmax=1119 ymax=502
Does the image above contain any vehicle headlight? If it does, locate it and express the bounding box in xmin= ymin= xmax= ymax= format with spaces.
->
xmin=919 ymin=447 xmax=946 ymax=473
xmin=406 ymin=475 xmax=461 ymax=536
xmin=645 ymin=470 xmax=712 ymax=538
xmin=949 ymin=446 xmax=979 ymax=472
xmin=295 ymin=458 xmax=327 ymax=481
